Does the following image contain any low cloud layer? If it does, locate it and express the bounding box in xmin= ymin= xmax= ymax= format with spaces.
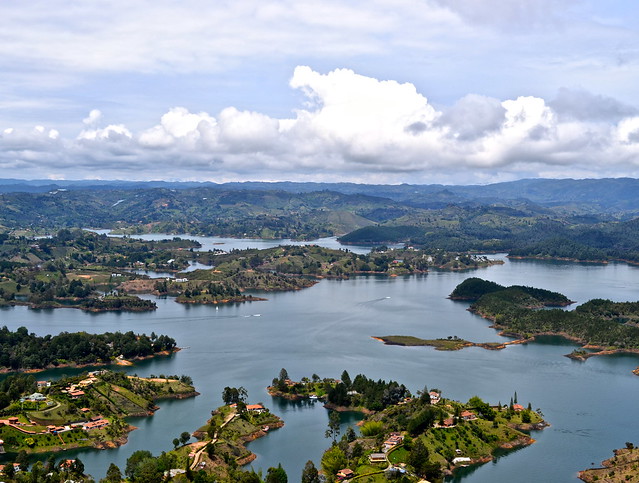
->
xmin=2 ymin=67 xmax=639 ymax=183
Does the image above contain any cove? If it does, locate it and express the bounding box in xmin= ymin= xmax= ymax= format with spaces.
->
xmin=1 ymin=241 xmax=639 ymax=482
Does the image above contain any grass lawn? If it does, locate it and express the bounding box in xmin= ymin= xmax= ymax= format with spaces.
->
xmin=388 ymin=446 xmax=408 ymax=464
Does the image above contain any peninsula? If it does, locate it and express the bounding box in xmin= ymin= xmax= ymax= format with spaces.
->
xmin=381 ymin=278 xmax=639 ymax=374
xmin=0 ymin=229 xmax=505 ymax=311
xmin=451 ymin=278 xmax=639 ymax=371
xmin=270 ymin=370 xmax=549 ymax=482
xmin=0 ymin=326 xmax=177 ymax=373
xmin=116 ymin=388 xmax=284 ymax=482
xmin=0 ymin=370 xmax=197 ymax=454
xmin=578 ymin=444 xmax=639 ymax=482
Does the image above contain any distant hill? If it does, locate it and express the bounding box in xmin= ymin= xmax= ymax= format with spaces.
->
xmin=2 ymin=177 xmax=639 ymax=213
xmin=1 ymin=178 xmax=639 ymax=262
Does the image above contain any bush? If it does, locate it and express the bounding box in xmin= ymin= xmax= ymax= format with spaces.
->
xmin=360 ymin=421 xmax=384 ymax=436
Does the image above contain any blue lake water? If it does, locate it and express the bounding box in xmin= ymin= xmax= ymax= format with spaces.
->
xmin=2 ymin=238 xmax=639 ymax=482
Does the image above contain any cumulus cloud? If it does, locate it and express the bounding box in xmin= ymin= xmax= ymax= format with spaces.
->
xmin=2 ymin=67 xmax=639 ymax=182
xmin=437 ymin=94 xmax=506 ymax=140
xmin=550 ymin=87 xmax=638 ymax=122
xmin=83 ymin=109 xmax=102 ymax=126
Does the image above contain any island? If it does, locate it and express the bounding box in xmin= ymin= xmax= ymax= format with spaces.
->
xmin=321 ymin=392 xmax=545 ymax=482
xmin=373 ymin=335 xmax=511 ymax=351
xmin=0 ymin=326 xmax=178 ymax=373
xmin=450 ymin=278 xmax=639 ymax=370
xmin=99 ymin=388 xmax=286 ymax=483
xmin=0 ymin=370 xmax=198 ymax=454
xmin=578 ymin=443 xmax=639 ymax=482
xmin=0 ymin=229 xmax=505 ymax=311
xmin=267 ymin=370 xmax=547 ymax=482
xmin=374 ymin=278 xmax=639 ymax=369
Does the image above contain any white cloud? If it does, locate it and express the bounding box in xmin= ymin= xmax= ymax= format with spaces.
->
xmin=83 ymin=109 xmax=102 ymax=126
xmin=2 ymin=67 xmax=639 ymax=182
xmin=77 ymin=124 xmax=132 ymax=142
xmin=139 ymin=107 xmax=217 ymax=149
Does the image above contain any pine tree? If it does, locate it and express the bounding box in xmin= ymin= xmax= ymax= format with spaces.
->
xmin=301 ymin=460 xmax=320 ymax=483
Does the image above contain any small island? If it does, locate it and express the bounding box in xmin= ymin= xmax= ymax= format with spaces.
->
xmin=0 ymin=370 xmax=198 ymax=454
xmin=112 ymin=387 xmax=285 ymax=482
xmin=578 ymin=443 xmax=639 ymax=482
xmin=373 ymin=335 xmax=511 ymax=351
xmin=189 ymin=398 xmax=284 ymax=474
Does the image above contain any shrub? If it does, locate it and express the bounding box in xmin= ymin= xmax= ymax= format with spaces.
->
xmin=360 ymin=421 xmax=384 ymax=436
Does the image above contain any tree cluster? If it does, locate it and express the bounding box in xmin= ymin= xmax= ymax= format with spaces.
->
xmin=0 ymin=326 xmax=176 ymax=370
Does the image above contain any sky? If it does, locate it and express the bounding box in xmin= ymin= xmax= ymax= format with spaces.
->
xmin=1 ymin=0 xmax=639 ymax=184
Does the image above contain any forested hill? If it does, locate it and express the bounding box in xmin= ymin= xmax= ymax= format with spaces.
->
xmin=2 ymin=177 xmax=639 ymax=213
xmin=0 ymin=188 xmax=402 ymax=238
xmin=459 ymin=278 xmax=639 ymax=352
xmin=1 ymin=180 xmax=639 ymax=263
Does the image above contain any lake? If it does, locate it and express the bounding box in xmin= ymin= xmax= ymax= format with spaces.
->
xmin=1 ymin=237 xmax=639 ymax=482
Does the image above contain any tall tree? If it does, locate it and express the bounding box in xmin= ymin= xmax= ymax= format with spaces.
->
xmin=301 ymin=460 xmax=320 ymax=483
xmin=101 ymin=463 xmax=123 ymax=483
xmin=279 ymin=368 xmax=289 ymax=382
xmin=222 ymin=386 xmax=247 ymax=405
xmin=125 ymin=450 xmax=153 ymax=479
xmin=265 ymin=463 xmax=288 ymax=483
xmin=341 ymin=370 xmax=351 ymax=389
xmin=325 ymin=410 xmax=341 ymax=443
xmin=407 ymin=438 xmax=430 ymax=476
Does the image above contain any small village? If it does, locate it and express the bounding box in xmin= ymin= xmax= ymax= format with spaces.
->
xmin=0 ymin=370 xmax=197 ymax=456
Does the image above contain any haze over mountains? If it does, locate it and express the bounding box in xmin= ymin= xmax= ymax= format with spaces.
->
xmin=2 ymin=177 xmax=639 ymax=264
xmin=2 ymin=177 xmax=639 ymax=214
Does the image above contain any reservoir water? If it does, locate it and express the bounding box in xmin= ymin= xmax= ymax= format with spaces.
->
xmin=1 ymin=236 xmax=639 ymax=482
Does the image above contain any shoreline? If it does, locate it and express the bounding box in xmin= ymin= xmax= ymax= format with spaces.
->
xmin=0 ymin=299 xmax=156 ymax=313
xmin=472 ymin=307 xmax=639 ymax=373
xmin=372 ymin=335 xmax=532 ymax=352
xmin=507 ymin=254 xmax=639 ymax=267
xmin=0 ymin=348 xmax=181 ymax=375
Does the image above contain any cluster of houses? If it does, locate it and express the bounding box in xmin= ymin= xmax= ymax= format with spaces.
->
xmin=82 ymin=417 xmax=109 ymax=431
xmin=61 ymin=372 xmax=103 ymax=399
xmin=336 ymin=432 xmax=407 ymax=480
xmin=45 ymin=416 xmax=109 ymax=433
xmin=0 ymin=413 xmax=109 ymax=436
xmin=439 ymin=410 xmax=478 ymax=428
xmin=0 ymin=417 xmax=21 ymax=426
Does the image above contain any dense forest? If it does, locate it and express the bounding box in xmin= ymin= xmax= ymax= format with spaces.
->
xmin=1 ymin=179 xmax=639 ymax=263
xmin=459 ymin=279 xmax=639 ymax=351
xmin=0 ymin=326 xmax=177 ymax=370
xmin=325 ymin=371 xmax=411 ymax=411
